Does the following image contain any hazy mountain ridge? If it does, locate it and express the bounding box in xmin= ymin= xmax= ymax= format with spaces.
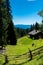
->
xmin=15 ymin=24 xmax=31 ymax=29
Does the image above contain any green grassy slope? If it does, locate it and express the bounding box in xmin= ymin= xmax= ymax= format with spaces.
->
xmin=0 ymin=55 xmax=5 ymax=65
xmin=0 ymin=36 xmax=43 ymax=65
xmin=6 ymin=36 xmax=43 ymax=55
xmin=23 ymin=53 xmax=43 ymax=65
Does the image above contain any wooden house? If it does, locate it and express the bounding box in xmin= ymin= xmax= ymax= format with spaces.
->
xmin=28 ymin=29 xmax=41 ymax=39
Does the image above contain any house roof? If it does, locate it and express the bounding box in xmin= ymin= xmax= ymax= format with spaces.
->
xmin=28 ymin=29 xmax=41 ymax=35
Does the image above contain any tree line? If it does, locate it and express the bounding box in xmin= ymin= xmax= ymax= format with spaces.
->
xmin=15 ymin=20 xmax=43 ymax=39
xmin=0 ymin=0 xmax=17 ymax=49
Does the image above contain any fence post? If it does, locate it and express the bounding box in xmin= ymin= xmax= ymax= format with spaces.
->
xmin=3 ymin=55 xmax=9 ymax=65
xmin=29 ymin=49 xmax=32 ymax=60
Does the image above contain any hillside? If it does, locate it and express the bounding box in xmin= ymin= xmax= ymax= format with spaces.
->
xmin=0 ymin=36 xmax=43 ymax=65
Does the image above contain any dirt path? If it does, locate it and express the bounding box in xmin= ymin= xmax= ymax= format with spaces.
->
xmin=0 ymin=49 xmax=6 ymax=54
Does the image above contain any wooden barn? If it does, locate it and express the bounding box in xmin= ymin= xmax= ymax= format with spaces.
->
xmin=28 ymin=30 xmax=41 ymax=39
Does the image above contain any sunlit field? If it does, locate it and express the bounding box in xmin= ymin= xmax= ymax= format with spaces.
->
xmin=0 ymin=36 xmax=43 ymax=65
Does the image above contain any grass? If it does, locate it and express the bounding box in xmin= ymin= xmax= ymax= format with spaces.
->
xmin=0 ymin=54 xmax=5 ymax=65
xmin=6 ymin=36 xmax=43 ymax=55
xmin=23 ymin=53 xmax=43 ymax=65
xmin=0 ymin=36 xmax=43 ymax=65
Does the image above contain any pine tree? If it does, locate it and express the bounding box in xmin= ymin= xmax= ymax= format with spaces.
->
xmin=6 ymin=0 xmax=17 ymax=45
xmin=0 ymin=0 xmax=8 ymax=48
xmin=35 ymin=22 xmax=39 ymax=30
xmin=38 ymin=9 xmax=43 ymax=20
xmin=0 ymin=0 xmax=17 ymax=46
xmin=38 ymin=9 xmax=43 ymax=32
xmin=40 ymin=20 xmax=43 ymax=32
xmin=0 ymin=0 xmax=3 ymax=46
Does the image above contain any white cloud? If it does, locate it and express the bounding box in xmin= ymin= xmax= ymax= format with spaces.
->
xmin=27 ymin=0 xmax=36 ymax=1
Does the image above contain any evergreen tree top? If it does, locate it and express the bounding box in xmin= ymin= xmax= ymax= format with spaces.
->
xmin=38 ymin=9 xmax=43 ymax=17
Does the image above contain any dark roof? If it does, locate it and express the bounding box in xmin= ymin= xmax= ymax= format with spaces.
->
xmin=28 ymin=30 xmax=41 ymax=35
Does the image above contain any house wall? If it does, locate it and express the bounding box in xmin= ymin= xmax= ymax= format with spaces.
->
xmin=29 ymin=32 xmax=41 ymax=39
xmin=41 ymin=33 xmax=43 ymax=38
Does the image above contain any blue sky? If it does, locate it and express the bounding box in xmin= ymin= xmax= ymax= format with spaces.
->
xmin=10 ymin=0 xmax=43 ymax=25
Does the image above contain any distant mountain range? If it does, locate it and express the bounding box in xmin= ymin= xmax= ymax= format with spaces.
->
xmin=14 ymin=24 xmax=31 ymax=29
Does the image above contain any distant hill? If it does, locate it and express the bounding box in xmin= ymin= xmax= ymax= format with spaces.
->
xmin=14 ymin=24 xmax=31 ymax=29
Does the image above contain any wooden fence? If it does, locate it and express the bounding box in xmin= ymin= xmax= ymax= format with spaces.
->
xmin=0 ymin=46 xmax=43 ymax=65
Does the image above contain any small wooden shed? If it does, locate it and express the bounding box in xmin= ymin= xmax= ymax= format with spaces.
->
xmin=28 ymin=29 xmax=41 ymax=39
